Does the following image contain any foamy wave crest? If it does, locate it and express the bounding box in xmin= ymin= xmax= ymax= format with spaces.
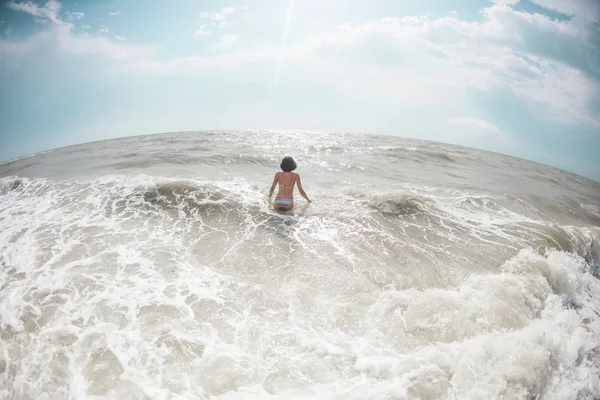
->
xmin=0 ymin=177 xmax=25 ymax=195
xmin=367 ymin=193 xmax=430 ymax=216
xmin=384 ymin=147 xmax=457 ymax=163
xmin=360 ymin=248 xmax=600 ymax=400
xmin=582 ymin=203 xmax=600 ymax=219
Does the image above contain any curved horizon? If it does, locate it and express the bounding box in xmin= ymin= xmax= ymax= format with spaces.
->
xmin=1 ymin=0 xmax=599 ymax=181
xmin=2 ymin=129 xmax=599 ymax=184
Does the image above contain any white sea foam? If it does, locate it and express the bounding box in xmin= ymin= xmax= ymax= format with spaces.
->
xmin=1 ymin=132 xmax=600 ymax=399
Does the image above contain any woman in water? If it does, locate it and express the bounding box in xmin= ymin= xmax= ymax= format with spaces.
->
xmin=269 ymin=156 xmax=311 ymax=210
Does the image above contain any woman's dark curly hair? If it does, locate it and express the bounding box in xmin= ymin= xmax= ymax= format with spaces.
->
xmin=280 ymin=156 xmax=297 ymax=172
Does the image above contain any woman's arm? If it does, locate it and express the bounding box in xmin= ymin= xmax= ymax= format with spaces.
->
xmin=269 ymin=172 xmax=279 ymax=197
xmin=296 ymin=174 xmax=311 ymax=202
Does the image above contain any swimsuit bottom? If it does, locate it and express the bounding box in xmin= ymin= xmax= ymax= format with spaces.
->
xmin=274 ymin=197 xmax=293 ymax=208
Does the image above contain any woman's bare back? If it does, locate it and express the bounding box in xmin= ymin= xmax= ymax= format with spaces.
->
xmin=276 ymin=172 xmax=296 ymax=198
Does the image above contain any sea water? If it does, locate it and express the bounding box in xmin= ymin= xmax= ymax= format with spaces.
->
xmin=1 ymin=130 xmax=599 ymax=399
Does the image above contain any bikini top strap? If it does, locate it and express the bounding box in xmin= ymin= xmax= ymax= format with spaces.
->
xmin=279 ymin=172 xmax=295 ymax=187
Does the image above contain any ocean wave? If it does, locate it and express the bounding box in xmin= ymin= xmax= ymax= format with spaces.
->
xmin=366 ymin=193 xmax=430 ymax=216
xmin=364 ymin=247 xmax=600 ymax=399
xmin=347 ymin=188 xmax=525 ymax=223
xmin=104 ymin=153 xmax=276 ymax=170
xmin=141 ymin=180 xmax=234 ymax=214
xmin=149 ymin=180 xmax=227 ymax=202
xmin=385 ymin=147 xmax=456 ymax=163
xmin=0 ymin=177 xmax=24 ymax=194
xmin=582 ymin=203 xmax=600 ymax=219
xmin=0 ymin=177 xmax=53 ymax=199
xmin=198 ymin=154 xmax=276 ymax=167
xmin=2 ymin=176 xmax=598 ymax=290
xmin=421 ymin=150 xmax=456 ymax=163
xmin=5 ymin=176 xmax=596 ymax=261
xmin=338 ymin=187 xmax=600 ymax=275
xmin=83 ymin=177 xmax=253 ymax=224
xmin=307 ymin=145 xmax=346 ymax=154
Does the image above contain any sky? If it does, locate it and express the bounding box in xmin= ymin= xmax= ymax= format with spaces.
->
xmin=0 ymin=0 xmax=599 ymax=181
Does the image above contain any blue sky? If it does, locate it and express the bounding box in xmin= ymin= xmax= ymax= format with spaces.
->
xmin=0 ymin=0 xmax=599 ymax=180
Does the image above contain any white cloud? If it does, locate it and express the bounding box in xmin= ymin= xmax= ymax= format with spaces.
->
xmin=528 ymin=0 xmax=600 ymax=22
xmin=221 ymin=7 xmax=244 ymax=15
xmin=218 ymin=21 xmax=234 ymax=29
xmin=274 ymin=4 xmax=599 ymax=126
xmin=80 ymin=24 xmax=91 ymax=29
xmin=109 ymin=11 xmax=120 ymax=16
xmin=216 ymin=34 xmax=240 ymax=49
xmin=114 ymin=36 xmax=126 ymax=41
xmin=91 ymin=3 xmax=596 ymax=128
xmin=200 ymin=6 xmax=245 ymax=21
xmin=66 ymin=11 xmax=83 ymax=21
xmin=7 ymin=0 xmax=64 ymax=25
xmin=2 ymin=2 xmax=159 ymax=63
xmin=3 ymin=1 xmax=598 ymax=130
xmin=194 ymin=25 xmax=211 ymax=39
xmin=61 ymin=35 xmax=159 ymax=60
xmin=0 ymin=24 xmax=160 ymax=63
xmin=447 ymin=118 xmax=502 ymax=133
xmin=200 ymin=11 xmax=225 ymax=21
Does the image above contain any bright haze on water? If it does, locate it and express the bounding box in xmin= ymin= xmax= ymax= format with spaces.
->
xmin=1 ymin=130 xmax=600 ymax=399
